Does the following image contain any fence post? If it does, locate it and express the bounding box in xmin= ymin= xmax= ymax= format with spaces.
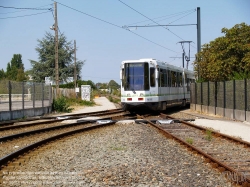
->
xmin=22 ymin=81 xmax=25 ymax=118
xmin=33 ymin=83 xmax=35 ymax=117
xmin=201 ymin=82 xmax=203 ymax=112
xmin=244 ymin=79 xmax=247 ymax=121
xmin=215 ymin=81 xmax=217 ymax=115
xmin=8 ymin=81 xmax=12 ymax=120
xmin=49 ymin=84 xmax=53 ymax=112
xmin=195 ymin=83 xmax=197 ymax=110
xmin=208 ymin=82 xmax=210 ymax=106
xmin=233 ymin=79 xmax=235 ymax=119
xmin=223 ymin=81 xmax=226 ymax=117
xmin=42 ymin=83 xmax=44 ymax=114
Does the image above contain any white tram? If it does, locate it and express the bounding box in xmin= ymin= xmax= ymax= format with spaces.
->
xmin=120 ymin=58 xmax=196 ymax=111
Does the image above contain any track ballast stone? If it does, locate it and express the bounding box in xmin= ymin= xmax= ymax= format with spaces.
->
xmin=2 ymin=121 xmax=232 ymax=186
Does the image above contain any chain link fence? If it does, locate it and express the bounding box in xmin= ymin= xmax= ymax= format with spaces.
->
xmin=0 ymin=80 xmax=52 ymax=112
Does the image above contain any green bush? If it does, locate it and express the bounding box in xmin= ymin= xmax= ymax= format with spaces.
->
xmin=52 ymin=96 xmax=73 ymax=113
xmin=67 ymin=97 xmax=95 ymax=106
xmin=108 ymin=95 xmax=120 ymax=104
xmin=112 ymin=89 xmax=121 ymax=97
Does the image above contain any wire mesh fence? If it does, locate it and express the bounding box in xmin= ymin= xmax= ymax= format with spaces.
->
xmin=191 ymin=79 xmax=250 ymax=111
xmin=0 ymin=80 xmax=52 ymax=112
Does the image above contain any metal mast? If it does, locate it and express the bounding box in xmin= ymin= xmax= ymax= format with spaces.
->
xmin=54 ymin=2 xmax=59 ymax=97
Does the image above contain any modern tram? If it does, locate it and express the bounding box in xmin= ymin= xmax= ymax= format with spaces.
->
xmin=120 ymin=58 xmax=196 ymax=111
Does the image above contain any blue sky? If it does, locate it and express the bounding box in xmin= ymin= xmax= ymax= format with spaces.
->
xmin=0 ymin=0 xmax=249 ymax=84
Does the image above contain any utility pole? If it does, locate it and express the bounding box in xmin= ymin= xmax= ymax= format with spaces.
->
xmin=54 ymin=2 xmax=59 ymax=97
xmin=197 ymin=7 xmax=201 ymax=79
xmin=197 ymin=7 xmax=201 ymax=54
xmin=74 ymin=40 xmax=76 ymax=90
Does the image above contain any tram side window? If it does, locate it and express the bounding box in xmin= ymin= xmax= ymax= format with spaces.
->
xmin=122 ymin=68 xmax=124 ymax=88
xmin=179 ymin=72 xmax=182 ymax=87
xmin=150 ymin=67 xmax=155 ymax=87
xmin=163 ymin=69 xmax=167 ymax=87
xmin=167 ymin=70 xmax=171 ymax=87
xmin=159 ymin=69 xmax=167 ymax=87
xmin=171 ymin=71 xmax=177 ymax=87
xmin=176 ymin=72 xmax=179 ymax=87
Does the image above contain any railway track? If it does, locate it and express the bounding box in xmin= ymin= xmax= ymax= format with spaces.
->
xmin=0 ymin=109 xmax=131 ymax=131
xmin=0 ymin=108 xmax=127 ymax=128
xmin=1 ymin=107 xmax=249 ymax=186
xmin=0 ymin=109 xmax=135 ymax=167
xmin=138 ymin=113 xmax=250 ymax=186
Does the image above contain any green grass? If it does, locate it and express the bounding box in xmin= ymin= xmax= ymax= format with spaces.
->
xmin=186 ymin=137 xmax=194 ymax=144
xmin=110 ymin=146 xmax=126 ymax=151
xmin=108 ymin=95 xmax=120 ymax=104
xmin=205 ymin=129 xmax=213 ymax=141
xmin=52 ymin=96 xmax=95 ymax=113
xmin=66 ymin=97 xmax=95 ymax=106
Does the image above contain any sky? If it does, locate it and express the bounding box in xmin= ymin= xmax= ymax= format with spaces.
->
xmin=0 ymin=0 xmax=249 ymax=85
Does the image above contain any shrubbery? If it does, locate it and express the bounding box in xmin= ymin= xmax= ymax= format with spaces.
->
xmin=52 ymin=96 xmax=95 ymax=113
xmin=52 ymin=96 xmax=73 ymax=113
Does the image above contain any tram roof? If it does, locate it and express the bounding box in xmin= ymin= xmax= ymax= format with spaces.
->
xmin=122 ymin=58 xmax=194 ymax=73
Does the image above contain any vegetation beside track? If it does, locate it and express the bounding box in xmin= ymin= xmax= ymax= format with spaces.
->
xmin=52 ymin=96 xmax=95 ymax=113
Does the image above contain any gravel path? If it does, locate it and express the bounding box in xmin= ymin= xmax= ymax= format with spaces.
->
xmin=2 ymin=121 xmax=232 ymax=187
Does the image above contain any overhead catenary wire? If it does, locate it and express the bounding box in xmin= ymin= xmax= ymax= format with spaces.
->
xmin=118 ymin=0 xmax=186 ymax=41
xmin=120 ymin=1 xmax=197 ymax=50
xmin=56 ymin=1 xmax=178 ymax=53
xmin=0 ymin=4 xmax=53 ymax=14
xmin=0 ymin=5 xmax=51 ymax=11
xmin=127 ymin=8 xmax=196 ymax=26
xmin=167 ymin=10 xmax=196 ymax=26
xmin=0 ymin=11 xmax=52 ymax=19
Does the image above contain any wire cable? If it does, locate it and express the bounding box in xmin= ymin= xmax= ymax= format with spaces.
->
xmin=118 ymin=0 xmax=186 ymax=41
xmin=57 ymin=2 xmax=122 ymax=30
xmin=127 ymin=9 xmax=196 ymax=26
xmin=0 ymin=4 xmax=53 ymax=14
xmin=166 ymin=10 xmax=196 ymax=25
xmin=0 ymin=5 xmax=51 ymax=11
xmin=56 ymin=1 xmax=178 ymax=53
xmin=0 ymin=11 xmax=51 ymax=19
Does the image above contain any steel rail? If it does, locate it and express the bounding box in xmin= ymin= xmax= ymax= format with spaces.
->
xmin=160 ymin=113 xmax=250 ymax=147
xmin=0 ymin=108 xmax=124 ymax=127
xmin=0 ymin=121 xmax=116 ymax=167
xmin=0 ymin=115 xmax=121 ymax=142
xmin=0 ymin=109 xmax=129 ymax=131
xmin=43 ymin=108 xmax=125 ymax=119
xmin=145 ymin=116 xmax=250 ymax=185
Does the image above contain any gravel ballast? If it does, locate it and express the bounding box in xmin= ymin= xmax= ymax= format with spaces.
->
xmin=2 ymin=121 xmax=232 ymax=186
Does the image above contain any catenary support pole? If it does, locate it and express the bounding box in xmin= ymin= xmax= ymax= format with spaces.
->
xmin=54 ymin=2 xmax=59 ymax=97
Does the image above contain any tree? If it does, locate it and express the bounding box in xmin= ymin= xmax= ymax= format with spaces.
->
xmin=108 ymin=80 xmax=120 ymax=89
xmin=0 ymin=69 xmax=5 ymax=80
xmin=5 ymin=54 xmax=27 ymax=81
xmin=29 ymin=32 xmax=84 ymax=83
xmin=194 ymin=23 xmax=250 ymax=82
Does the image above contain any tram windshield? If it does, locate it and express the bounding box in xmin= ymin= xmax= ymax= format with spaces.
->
xmin=123 ymin=63 xmax=149 ymax=91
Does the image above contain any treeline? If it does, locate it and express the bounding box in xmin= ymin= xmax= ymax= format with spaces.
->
xmin=194 ymin=23 xmax=250 ymax=82
xmin=59 ymin=79 xmax=120 ymax=90
xmin=0 ymin=54 xmax=27 ymax=81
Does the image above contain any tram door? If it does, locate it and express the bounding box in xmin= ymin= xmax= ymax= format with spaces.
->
xmin=158 ymin=69 xmax=166 ymax=100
